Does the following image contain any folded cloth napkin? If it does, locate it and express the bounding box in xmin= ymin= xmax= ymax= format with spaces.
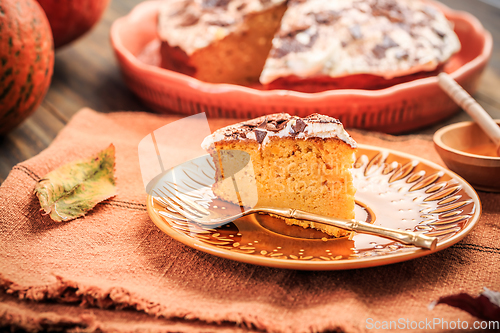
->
xmin=1 ymin=108 xmax=499 ymax=333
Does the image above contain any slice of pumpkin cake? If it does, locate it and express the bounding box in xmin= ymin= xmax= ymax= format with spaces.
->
xmin=158 ymin=0 xmax=287 ymax=85
xmin=202 ymin=113 xmax=357 ymax=237
xmin=260 ymin=0 xmax=461 ymax=91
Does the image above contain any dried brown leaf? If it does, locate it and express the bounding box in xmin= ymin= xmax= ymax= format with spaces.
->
xmin=34 ymin=144 xmax=117 ymax=222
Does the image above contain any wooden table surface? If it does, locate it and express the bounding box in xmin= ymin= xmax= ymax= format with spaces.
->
xmin=1 ymin=0 xmax=499 ymax=184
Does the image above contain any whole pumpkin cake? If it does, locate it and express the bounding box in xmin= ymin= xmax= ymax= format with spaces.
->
xmin=158 ymin=0 xmax=460 ymax=90
xmin=202 ymin=113 xmax=357 ymax=237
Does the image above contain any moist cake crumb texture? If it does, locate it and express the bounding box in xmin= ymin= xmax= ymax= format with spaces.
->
xmin=203 ymin=114 xmax=357 ymax=238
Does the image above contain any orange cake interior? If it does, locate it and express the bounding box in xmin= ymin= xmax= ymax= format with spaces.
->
xmin=202 ymin=113 xmax=357 ymax=237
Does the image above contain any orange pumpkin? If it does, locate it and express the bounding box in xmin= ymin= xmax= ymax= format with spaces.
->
xmin=0 ymin=0 xmax=54 ymax=135
xmin=36 ymin=0 xmax=111 ymax=48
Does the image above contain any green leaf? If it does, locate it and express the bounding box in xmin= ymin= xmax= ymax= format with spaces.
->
xmin=34 ymin=144 xmax=117 ymax=222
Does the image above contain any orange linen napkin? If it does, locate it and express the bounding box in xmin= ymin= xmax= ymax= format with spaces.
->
xmin=1 ymin=109 xmax=499 ymax=333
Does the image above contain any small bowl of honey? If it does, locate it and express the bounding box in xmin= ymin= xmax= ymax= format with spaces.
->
xmin=434 ymin=120 xmax=500 ymax=192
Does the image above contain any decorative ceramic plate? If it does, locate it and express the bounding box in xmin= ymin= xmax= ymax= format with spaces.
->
xmin=111 ymin=1 xmax=491 ymax=133
xmin=146 ymin=145 xmax=481 ymax=270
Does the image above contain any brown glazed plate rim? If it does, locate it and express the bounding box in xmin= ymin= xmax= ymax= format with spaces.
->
xmin=146 ymin=144 xmax=481 ymax=270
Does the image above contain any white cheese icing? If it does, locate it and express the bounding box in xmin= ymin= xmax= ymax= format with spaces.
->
xmin=201 ymin=113 xmax=357 ymax=149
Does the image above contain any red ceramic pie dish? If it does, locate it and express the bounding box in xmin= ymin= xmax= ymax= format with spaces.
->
xmin=110 ymin=0 xmax=492 ymax=134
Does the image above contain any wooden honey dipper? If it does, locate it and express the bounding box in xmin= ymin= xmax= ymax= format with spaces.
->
xmin=438 ymin=72 xmax=500 ymax=157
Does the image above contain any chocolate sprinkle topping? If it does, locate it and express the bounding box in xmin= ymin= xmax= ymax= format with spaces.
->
xmin=272 ymin=119 xmax=289 ymax=131
xmin=372 ymin=44 xmax=386 ymax=59
xmin=289 ymin=0 xmax=308 ymax=5
xmin=349 ymin=25 xmax=363 ymax=40
xmin=305 ymin=113 xmax=341 ymax=124
xmin=254 ymin=129 xmax=268 ymax=144
xmin=382 ymin=34 xmax=399 ymax=48
xmin=291 ymin=118 xmax=307 ymax=135
xmin=372 ymin=34 xmax=399 ymax=59
xmin=271 ymin=32 xmax=319 ymax=58
xmin=312 ymin=10 xmax=342 ymax=25
xmin=205 ymin=113 xmax=356 ymax=148
xmin=178 ymin=13 xmax=200 ymax=27
xmin=206 ymin=19 xmax=233 ymax=26
xmin=370 ymin=0 xmax=405 ymax=23
xmin=265 ymin=121 xmax=285 ymax=132
xmin=395 ymin=49 xmax=409 ymax=60
xmin=257 ymin=118 xmax=268 ymax=129
xmin=202 ymin=0 xmax=232 ymax=9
